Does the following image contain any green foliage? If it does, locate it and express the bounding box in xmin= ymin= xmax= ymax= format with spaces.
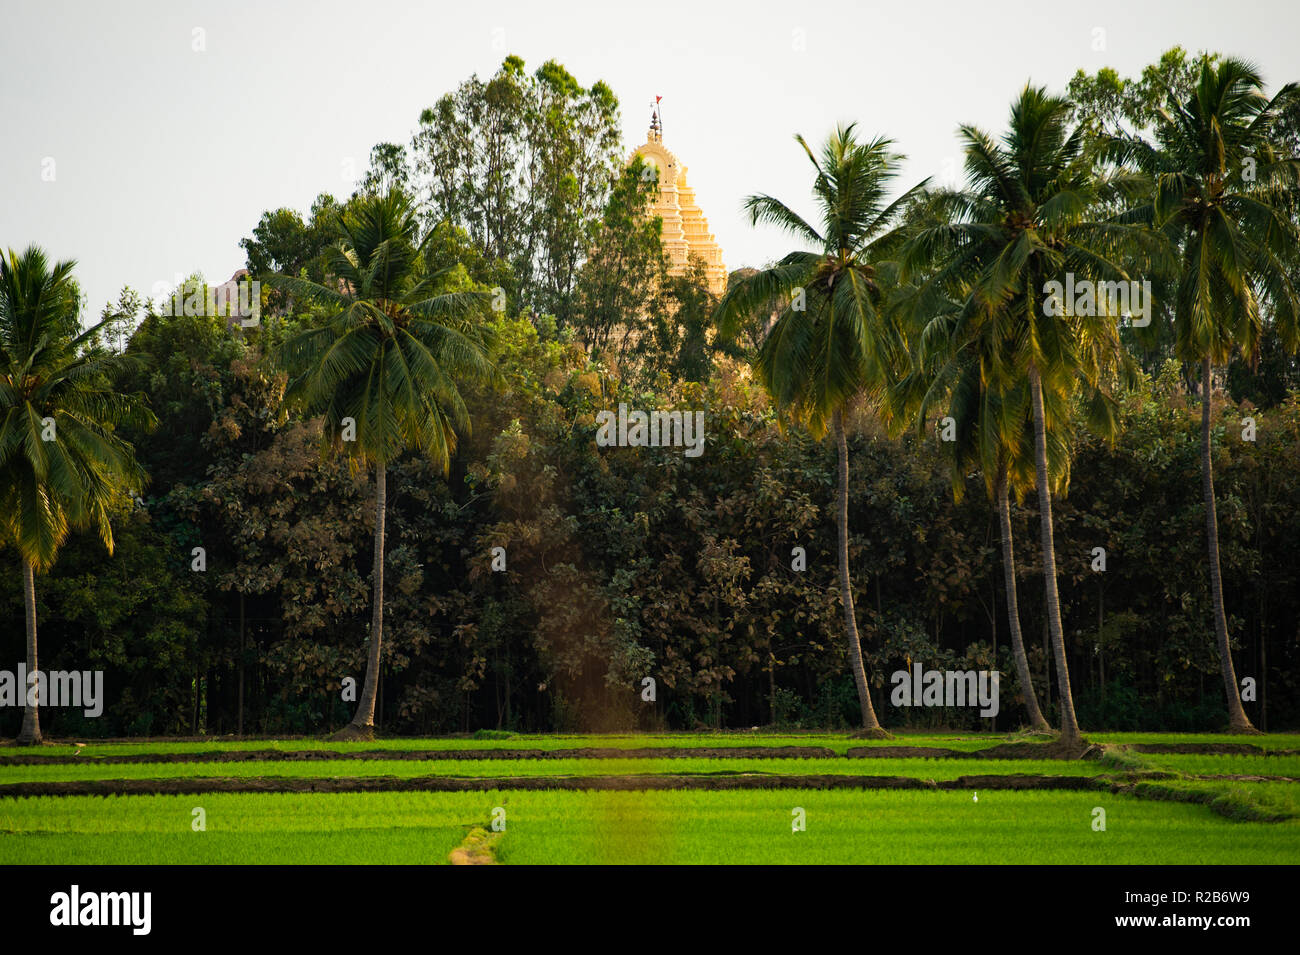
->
xmin=410 ymin=56 xmax=622 ymax=324
xmin=1106 ymin=56 xmax=1300 ymax=369
xmin=717 ymin=125 xmax=925 ymax=436
xmin=271 ymin=189 xmax=497 ymax=470
xmin=240 ymin=193 xmax=343 ymax=307
xmin=1069 ymin=47 xmax=1221 ymax=138
xmin=8 ymin=52 xmax=1300 ymax=742
xmin=0 ymin=246 xmax=155 ymax=569
xmin=572 ymin=157 xmax=665 ymax=359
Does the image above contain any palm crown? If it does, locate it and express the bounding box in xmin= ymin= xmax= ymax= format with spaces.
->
xmin=0 ymin=246 xmax=153 ymax=570
xmin=909 ymin=89 xmax=1157 ymax=373
xmin=899 ymin=87 xmax=1156 ymax=493
xmin=1107 ymin=56 xmax=1300 ymax=364
xmin=272 ymin=190 xmax=497 ymax=471
xmin=716 ymin=124 xmax=927 ymax=435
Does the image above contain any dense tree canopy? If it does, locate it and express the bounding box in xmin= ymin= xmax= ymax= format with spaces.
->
xmin=3 ymin=49 xmax=1300 ymax=739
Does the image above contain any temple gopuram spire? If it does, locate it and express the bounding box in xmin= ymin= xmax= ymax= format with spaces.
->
xmin=630 ymin=97 xmax=726 ymax=296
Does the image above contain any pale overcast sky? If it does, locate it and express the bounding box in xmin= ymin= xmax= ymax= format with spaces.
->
xmin=2 ymin=0 xmax=1297 ymax=319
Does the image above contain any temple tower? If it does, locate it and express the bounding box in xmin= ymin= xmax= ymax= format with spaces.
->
xmin=631 ymin=99 xmax=727 ymax=296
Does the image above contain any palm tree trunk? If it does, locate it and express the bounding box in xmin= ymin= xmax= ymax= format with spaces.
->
xmin=349 ymin=463 xmax=386 ymax=735
xmin=237 ymin=591 xmax=245 ymax=737
xmin=17 ymin=559 xmax=41 ymax=745
xmin=832 ymin=409 xmax=884 ymax=735
xmin=1200 ymin=358 xmax=1255 ymax=732
xmin=1027 ymin=364 xmax=1080 ymax=742
xmin=995 ymin=460 xmax=1050 ymax=732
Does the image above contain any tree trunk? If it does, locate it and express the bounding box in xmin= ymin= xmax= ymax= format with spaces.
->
xmin=1260 ymin=636 xmax=1267 ymax=732
xmin=833 ymin=409 xmax=885 ymax=735
xmin=1042 ymin=616 xmax=1050 ymax=709
xmin=504 ymin=639 xmax=512 ymax=729
xmin=237 ymin=592 xmax=245 ymax=737
xmin=768 ymin=652 xmax=777 ymax=726
xmin=1097 ymin=580 xmax=1104 ymax=706
xmin=1200 ymin=358 xmax=1256 ymax=732
xmin=17 ymin=559 xmax=41 ymax=745
xmin=995 ymin=461 xmax=1050 ymax=732
xmin=348 ymin=463 xmax=387 ymax=736
xmin=1028 ymin=364 xmax=1080 ymax=742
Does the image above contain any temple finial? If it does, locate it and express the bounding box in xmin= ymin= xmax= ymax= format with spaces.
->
xmin=649 ymin=95 xmax=662 ymax=143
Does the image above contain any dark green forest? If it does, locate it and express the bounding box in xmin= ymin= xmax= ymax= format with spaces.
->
xmin=3 ymin=49 xmax=1299 ymax=738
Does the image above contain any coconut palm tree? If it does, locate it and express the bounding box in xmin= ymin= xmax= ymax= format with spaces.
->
xmin=1105 ymin=58 xmax=1300 ymax=732
xmin=0 ymin=245 xmax=154 ymax=744
xmin=894 ymin=269 xmax=1136 ymax=734
xmin=891 ymin=287 xmax=1055 ymax=732
xmin=715 ymin=125 xmax=927 ymax=736
xmin=271 ymin=190 xmax=496 ymax=739
xmin=899 ymin=86 xmax=1160 ymax=743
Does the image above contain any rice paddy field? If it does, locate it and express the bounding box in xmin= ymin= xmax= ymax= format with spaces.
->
xmin=2 ymin=731 xmax=1298 ymax=865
